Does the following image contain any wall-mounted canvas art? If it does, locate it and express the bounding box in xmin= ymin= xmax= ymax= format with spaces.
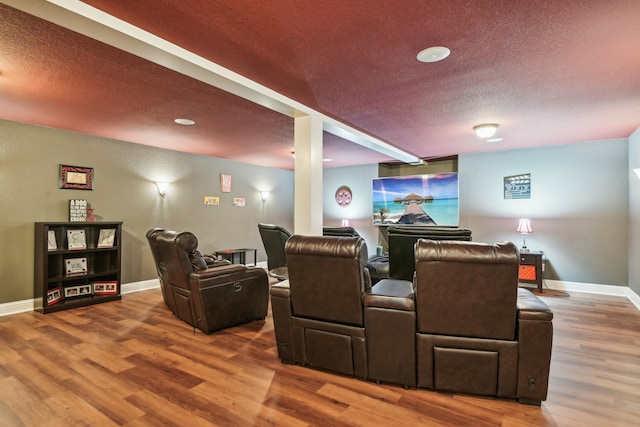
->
xmin=372 ymin=173 xmax=459 ymax=226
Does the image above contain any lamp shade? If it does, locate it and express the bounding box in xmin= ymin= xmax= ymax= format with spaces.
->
xmin=516 ymin=218 xmax=533 ymax=234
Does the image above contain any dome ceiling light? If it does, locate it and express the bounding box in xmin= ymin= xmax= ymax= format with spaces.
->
xmin=417 ymin=46 xmax=451 ymax=63
xmin=174 ymin=118 xmax=196 ymax=126
xmin=473 ymin=123 xmax=499 ymax=139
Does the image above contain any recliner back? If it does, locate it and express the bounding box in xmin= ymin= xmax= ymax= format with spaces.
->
xmin=388 ymin=225 xmax=472 ymax=280
xmin=414 ymin=239 xmax=519 ymax=340
xmin=322 ymin=226 xmax=360 ymax=237
xmin=258 ymin=223 xmax=291 ymax=270
xmin=286 ymin=235 xmax=370 ymax=326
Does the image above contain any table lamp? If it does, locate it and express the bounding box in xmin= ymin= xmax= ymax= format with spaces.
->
xmin=516 ymin=218 xmax=533 ymax=252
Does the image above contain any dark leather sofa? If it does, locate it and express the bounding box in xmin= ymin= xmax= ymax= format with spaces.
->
xmin=271 ymin=235 xmax=553 ymax=405
xmin=147 ymin=229 xmax=269 ymax=334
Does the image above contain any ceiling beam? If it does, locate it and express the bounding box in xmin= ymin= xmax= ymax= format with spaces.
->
xmin=4 ymin=0 xmax=420 ymax=164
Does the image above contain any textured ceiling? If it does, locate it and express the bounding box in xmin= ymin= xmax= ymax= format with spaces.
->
xmin=1 ymin=0 xmax=639 ymax=170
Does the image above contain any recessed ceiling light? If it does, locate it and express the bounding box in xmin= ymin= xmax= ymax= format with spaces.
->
xmin=417 ymin=46 xmax=451 ymax=63
xmin=174 ymin=118 xmax=195 ymax=126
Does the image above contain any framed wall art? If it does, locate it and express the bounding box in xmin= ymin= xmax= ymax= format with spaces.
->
xmin=60 ymin=164 xmax=93 ymax=190
xmin=69 ymin=199 xmax=88 ymax=222
xmin=47 ymin=230 xmax=57 ymax=251
xmin=67 ymin=229 xmax=87 ymax=250
xmin=97 ymin=229 xmax=116 ymax=248
xmin=65 ymin=257 xmax=88 ymax=275
xmin=220 ymin=173 xmax=232 ymax=193
xmin=335 ymin=185 xmax=353 ymax=207
xmin=47 ymin=287 xmax=62 ymax=306
xmin=64 ymin=284 xmax=92 ymax=298
xmin=93 ymin=281 xmax=118 ymax=295
xmin=504 ymin=173 xmax=531 ymax=199
xmin=204 ymin=196 xmax=220 ymax=205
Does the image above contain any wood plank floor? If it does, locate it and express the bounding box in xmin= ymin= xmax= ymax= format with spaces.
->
xmin=0 ymin=287 xmax=639 ymax=426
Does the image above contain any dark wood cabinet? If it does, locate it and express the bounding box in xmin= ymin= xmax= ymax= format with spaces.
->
xmin=34 ymin=222 xmax=123 ymax=313
xmin=518 ymin=250 xmax=544 ymax=292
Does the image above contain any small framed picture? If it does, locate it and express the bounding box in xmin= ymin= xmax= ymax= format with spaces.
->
xmin=47 ymin=230 xmax=57 ymax=251
xmin=93 ymin=281 xmax=118 ymax=295
xmin=64 ymin=284 xmax=92 ymax=298
xmin=97 ymin=229 xmax=116 ymax=248
xmin=67 ymin=229 xmax=87 ymax=250
xmin=69 ymin=199 xmax=88 ymax=222
xmin=65 ymin=257 xmax=88 ymax=275
xmin=204 ymin=196 xmax=220 ymax=205
xmin=47 ymin=287 xmax=62 ymax=306
xmin=60 ymin=164 xmax=93 ymax=190
xmin=220 ymin=173 xmax=232 ymax=193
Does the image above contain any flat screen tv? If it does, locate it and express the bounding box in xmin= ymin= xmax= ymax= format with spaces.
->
xmin=372 ymin=173 xmax=459 ymax=226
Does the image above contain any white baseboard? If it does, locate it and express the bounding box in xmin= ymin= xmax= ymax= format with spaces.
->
xmin=0 ymin=299 xmax=36 ymax=317
xmin=1 ymin=278 xmax=638 ymax=317
xmin=544 ymin=279 xmax=640 ymax=310
xmin=121 ymin=278 xmax=160 ymax=294
xmin=0 ymin=279 xmax=161 ymax=317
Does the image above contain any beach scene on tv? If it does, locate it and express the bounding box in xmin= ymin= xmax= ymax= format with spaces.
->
xmin=372 ymin=173 xmax=459 ymax=225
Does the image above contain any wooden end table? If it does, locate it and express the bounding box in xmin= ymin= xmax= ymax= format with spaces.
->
xmin=518 ymin=250 xmax=544 ymax=292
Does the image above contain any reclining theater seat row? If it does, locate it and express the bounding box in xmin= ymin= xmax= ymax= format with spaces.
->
xmin=147 ymin=229 xmax=269 ymax=334
xmin=270 ymin=235 xmax=554 ymax=405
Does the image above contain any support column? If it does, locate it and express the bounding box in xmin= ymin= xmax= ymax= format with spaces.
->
xmin=294 ymin=114 xmax=323 ymax=235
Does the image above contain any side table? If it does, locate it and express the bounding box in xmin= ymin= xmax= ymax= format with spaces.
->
xmin=518 ymin=250 xmax=544 ymax=292
xmin=215 ymin=248 xmax=257 ymax=266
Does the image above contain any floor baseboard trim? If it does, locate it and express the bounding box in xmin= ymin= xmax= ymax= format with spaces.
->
xmin=544 ymin=280 xmax=640 ymax=310
xmin=121 ymin=279 xmax=160 ymax=294
xmin=2 ymin=278 xmax=638 ymax=317
xmin=0 ymin=299 xmax=35 ymax=317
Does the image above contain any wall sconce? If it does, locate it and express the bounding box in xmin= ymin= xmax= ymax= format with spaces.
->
xmin=341 ymin=219 xmax=350 ymax=227
xmin=634 ymin=168 xmax=640 ymax=180
xmin=260 ymin=191 xmax=269 ymax=201
xmin=473 ymin=123 xmax=499 ymax=139
xmin=156 ymin=182 xmax=170 ymax=196
xmin=516 ymin=218 xmax=533 ymax=251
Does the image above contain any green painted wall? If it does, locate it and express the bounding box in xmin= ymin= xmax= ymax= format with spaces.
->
xmin=0 ymin=120 xmax=294 ymax=303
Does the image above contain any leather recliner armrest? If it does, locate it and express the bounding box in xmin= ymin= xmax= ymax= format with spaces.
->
xmin=363 ymin=279 xmax=414 ymax=311
xmin=363 ymin=278 xmax=416 ymax=387
xmin=190 ymin=263 xmax=249 ymax=279
xmin=270 ymin=280 xmax=290 ymax=298
xmin=269 ymin=280 xmax=294 ymax=364
xmin=515 ymin=287 xmax=553 ymax=404
xmin=517 ymin=288 xmax=553 ymax=321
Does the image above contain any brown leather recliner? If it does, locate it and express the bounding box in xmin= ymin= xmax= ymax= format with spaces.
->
xmin=322 ymin=226 xmax=360 ymax=237
xmin=387 ymin=225 xmax=472 ymax=280
xmin=258 ymin=223 xmax=292 ymax=270
xmin=270 ymin=235 xmax=372 ymax=378
xmin=413 ymin=239 xmax=553 ymax=405
xmin=146 ymin=229 xmax=269 ymax=334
